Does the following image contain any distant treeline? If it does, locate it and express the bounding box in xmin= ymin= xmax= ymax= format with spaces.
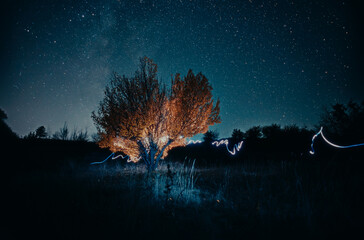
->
xmin=23 ymin=122 xmax=91 ymax=142
xmin=1 ymin=100 xmax=363 ymax=166
xmin=168 ymin=124 xmax=315 ymax=165
xmin=168 ymin=100 xmax=364 ymax=165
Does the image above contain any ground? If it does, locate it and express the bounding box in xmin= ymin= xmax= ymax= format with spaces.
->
xmin=4 ymin=142 xmax=363 ymax=239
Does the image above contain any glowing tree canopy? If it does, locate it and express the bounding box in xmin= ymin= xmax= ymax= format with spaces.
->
xmin=92 ymin=57 xmax=221 ymax=170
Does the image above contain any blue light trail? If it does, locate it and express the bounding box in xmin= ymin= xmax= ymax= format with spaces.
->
xmin=310 ymin=127 xmax=364 ymax=154
xmin=90 ymin=152 xmax=130 ymax=165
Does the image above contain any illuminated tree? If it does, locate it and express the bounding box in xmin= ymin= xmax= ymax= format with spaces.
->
xmin=92 ymin=57 xmax=221 ymax=170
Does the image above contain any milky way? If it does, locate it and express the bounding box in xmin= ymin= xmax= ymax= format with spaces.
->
xmin=0 ymin=0 xmax=363 ymax=138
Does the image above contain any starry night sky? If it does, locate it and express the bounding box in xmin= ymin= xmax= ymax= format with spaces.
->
xmin=1 ymin=0 xmax=363 ymax=138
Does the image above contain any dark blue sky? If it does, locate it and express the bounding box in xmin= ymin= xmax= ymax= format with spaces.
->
xmin=1 ymin=0 xmax=363 ymax=138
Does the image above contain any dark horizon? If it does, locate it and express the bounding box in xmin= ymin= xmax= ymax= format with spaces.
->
xmin=1 ymin=0 xmax=364 ymax=138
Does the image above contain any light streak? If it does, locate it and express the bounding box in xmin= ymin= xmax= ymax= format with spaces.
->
xmin=310 ymin=127 xmax=364 ymax=155
xmin=90 ymin=152 xmax=131 ymax=165
xmin=92 ymin=138 xmax=243 ymax=165
xmin=187 ymin=140 xmax=202 ymax=144
xmin=187 ymin=138 xmax=244 ymax=155
xmin=212 ymin=139 xmax=244 ymax=155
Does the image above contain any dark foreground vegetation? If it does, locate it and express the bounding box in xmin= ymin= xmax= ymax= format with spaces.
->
xmin=2 ymin=101 xmax=364 ymax=239
xmin=3 ymin=137 xmax=364 ymax=240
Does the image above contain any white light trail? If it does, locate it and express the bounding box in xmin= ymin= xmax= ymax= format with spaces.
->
xmin=211 ymin=139 xmax=244 ymax=155
xmin=310 ymin=127 xmax=364 ymax=155
xmin=92 ymin=138 xmax=244 ymax=165
xmin=187 ymin=140 xmax=202 ymax=144
xmin=91 ymin=126 xmax=363 ymax=165
xmin=187 ymin=138 xmax=244 ymax=155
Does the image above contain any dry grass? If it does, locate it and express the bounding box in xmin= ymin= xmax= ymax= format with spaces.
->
xmin=6 ymin=156 xmax=364 ymax=239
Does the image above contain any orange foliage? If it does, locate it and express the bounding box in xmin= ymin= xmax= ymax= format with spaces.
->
xmin=92 ymin=57 xmax=220 ymax=168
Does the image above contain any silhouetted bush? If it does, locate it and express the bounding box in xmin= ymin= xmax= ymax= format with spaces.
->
xmin=319 ymin=100 xmax=364 ymax=144
xmin=202 ymin=130 xmax=219 ymax=144
xmin=24 ymin=126 xmax=47 ymax=139
xmin=0 ymin=108 xmax=18 ymax=141
xmin=51 ymin=122 xmax=88 ymax=141
xmin=262 ymin=124 xmax=281 ymax=139
xmin=231 ymin=128 xmax=244 ymax=144
xmin=35 ymin=126 xmax=47 ymax=138
xmin=70 ymin=128 xmax=89 ymax=141
xmin=244 ymin=125 xmax=262 ymax=140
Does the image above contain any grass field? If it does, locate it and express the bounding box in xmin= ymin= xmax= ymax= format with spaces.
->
xmin=5 ymin=144 xmax=363 ymax=239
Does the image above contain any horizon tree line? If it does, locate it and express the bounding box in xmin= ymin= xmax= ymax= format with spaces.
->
xmin=1 ymin=100 xmax=363 ymax=145
xmin=23 ymin=122 xmax=90 ymax=142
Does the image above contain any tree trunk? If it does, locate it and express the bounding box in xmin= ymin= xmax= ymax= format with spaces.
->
xmin=140 ymin=139 xmax=173 ymax=171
